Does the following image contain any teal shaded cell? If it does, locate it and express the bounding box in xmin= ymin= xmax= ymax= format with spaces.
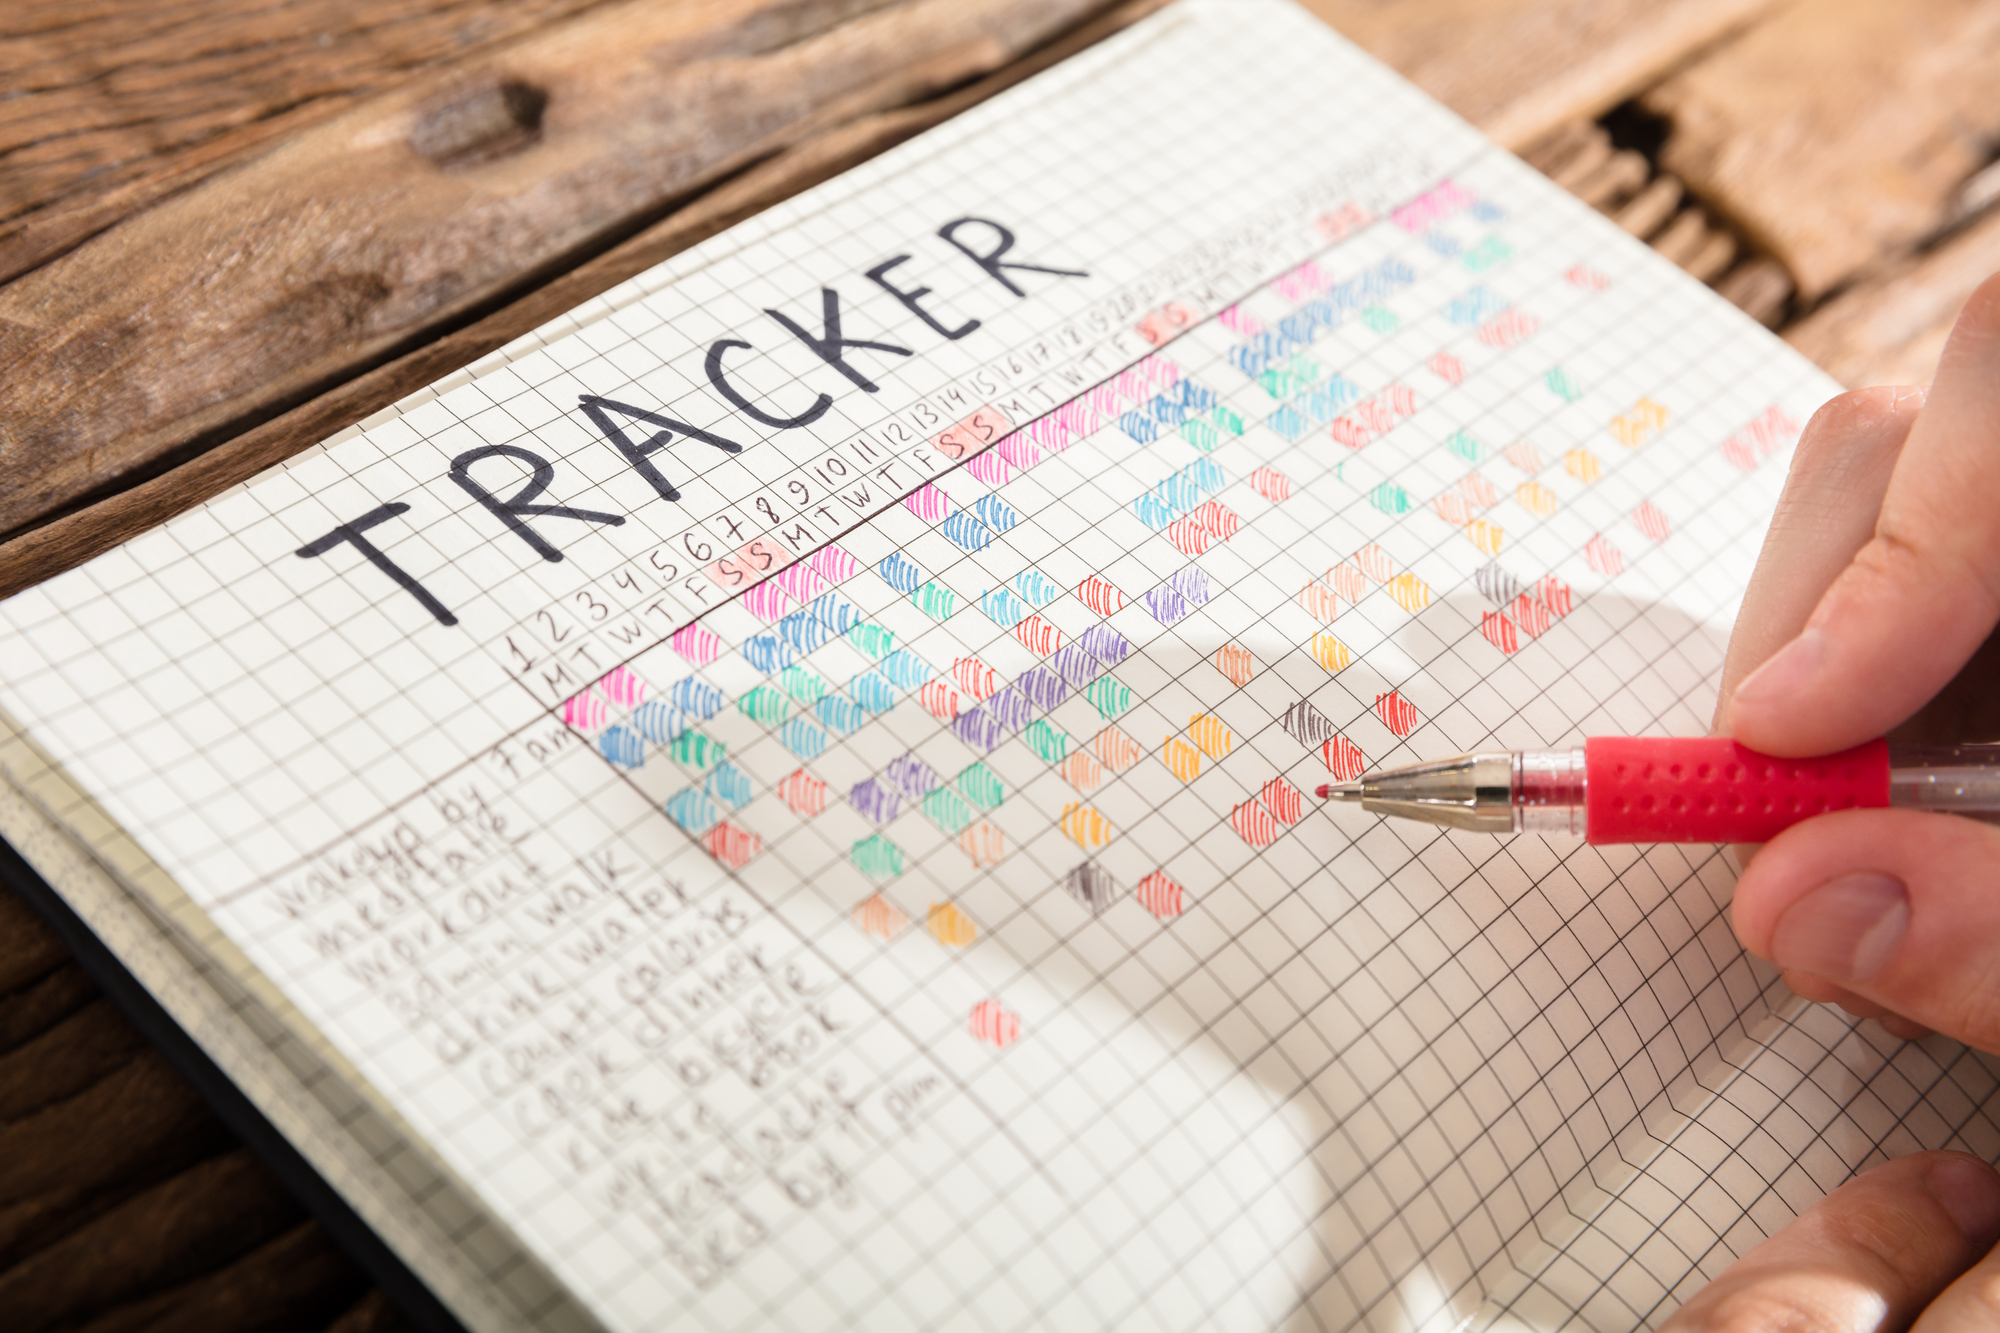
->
xmin=781 ymin=666 xmax=829 ymax=704
xmin=1462 ymin=236 xmax=1513 ymax=271
xmin=1361 ymin=305 xmax=1400 ymax=333
xmin=957 ymin=762 xmax=1006 ymax=811
xmin=1210 ymin=405 xmax=1245 ymax=436
xmin=671 ymin=730 xmax=726 ymax=770
xmin=912 ymin=582 xmax=956 ymax=620
xmin=1546 ymin=367 xmax=1584 ymax=402
xmin=923 ymin=787 xmax=973 ymax=833
xmin=738 ymin=686 xmax=790 ymax=727
xmin=1024 ymin=718 xmax=1069 ymax=763
xmin=847 ymin=622 xmax=895 ymax=659
xmin=1446 ymin=429 xmax=1482 ymax=463
xmin=1083 ymin=676 xmax=1131 ymax=720
xmin=852 ymin=834 xmax=905 ymax=879
xmin=1369 ymin=482 xmax=1412 ymax=515
xmin=1182 ymin=419 xmax=1218 ymax=452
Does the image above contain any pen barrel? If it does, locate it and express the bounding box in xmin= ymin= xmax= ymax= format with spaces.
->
xmin=1582 ymin=736 xmax=1890 ymax=844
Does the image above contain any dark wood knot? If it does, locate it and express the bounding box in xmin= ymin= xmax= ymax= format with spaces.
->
xmin=408 ymin=78 xmax=548 ymax=168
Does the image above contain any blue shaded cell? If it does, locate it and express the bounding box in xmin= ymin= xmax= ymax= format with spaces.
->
xmin=597 ymin=725 xmax=644 ymax=769
xmin=631 ymin=700 xmax=686 ymax=745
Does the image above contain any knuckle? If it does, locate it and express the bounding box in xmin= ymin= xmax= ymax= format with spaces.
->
xmin=1679 ymin=1286 xmax=1852 ymax=1333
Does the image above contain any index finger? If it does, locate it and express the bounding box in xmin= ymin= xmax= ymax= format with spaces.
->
xmin=1730 ymin=274 xmax=2000 ymax=756
xmin=1659 ymin=1152 xmax=2000 ymax=1333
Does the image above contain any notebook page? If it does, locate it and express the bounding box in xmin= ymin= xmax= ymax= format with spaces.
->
xmin=3 ymin=2 xmax=1983 ymax=1329
xmin=0 ymin=716 xmax=597 ymax=1333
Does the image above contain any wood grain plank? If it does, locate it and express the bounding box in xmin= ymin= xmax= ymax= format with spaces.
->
xmin=1644 ymin=0 xmax=2000 ymax=300
xmin=0 ymin=960 xmax=98 ymax=1056
xmin=0 ymin=0 xmax=1170 ymax=601
xmin=1298 ymin=0 xmax=1777 ymax=150
xmin=1785 ymin=207 xmax=2000 ymax=388
xmin=0 ymin=0 xmax=1118 ymax=542
xmin=0 ymin=0 xmax=614 ymax=285
xmin=0 ymin=1050 xmax=219 ymax=1206
xmin=0 ymin=996 xmax=145 ymax=1120
xmin=70 ymin=1219 xmax=367 ymax=1333
xmin=0 ymin=881 xmax=68 ymax=993
xmin=0 ymin=1149 xmax=305 ymax=1333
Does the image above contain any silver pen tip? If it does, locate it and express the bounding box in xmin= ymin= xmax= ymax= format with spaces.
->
xmin=1317 ymin=782 xmax=1364 ymax=801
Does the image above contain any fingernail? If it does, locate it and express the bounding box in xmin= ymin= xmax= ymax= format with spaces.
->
xmin=1929 ymin=1157 xmax=2000 ymax=1244
xmin=1770 ymin=872 xmax=1908 ymax=983
xmin=1732 ymin=627 xmax=1826 ymax=708
xmin=1890 ymin=384 xmax=1929 ymax=411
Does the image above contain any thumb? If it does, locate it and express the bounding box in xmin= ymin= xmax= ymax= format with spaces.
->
xmin=1732 ymin=808 xmax=2000 ymax=1052
xmin=1730 ymin=273 xmax=2000 ymax=757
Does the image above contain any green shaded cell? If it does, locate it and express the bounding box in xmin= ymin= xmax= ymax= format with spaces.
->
xmin=1211 ymin=405 xmax=1245 ymax=436
xmin=1369 ymin=482 xmax=1412 ymax=515
xmin=1181 ymin=419 xmax=1219 ymax=453
xmin=671 ymin=730 xmax=726 ymax=770
xmin=923 ymin=787 xmax=973 ymax=833
xmin=1545 ymin=367 xmax=1583 ymax=403
xmin=781 ymin=666 xmax=829 ymax=704
xmin=1083 ymin=676 xmax=1132 ymax=721
xmin=851 ymin=834 xmax=905 ymax=879
xmin=846 ymin=622 xmax=896 ymax=659
xmin=1256 ymin=352 xmax=1321 ymax=401
xmin=957 ymin=762 xmax=1006 ymax=811
xmin=1462 ymin=236 xmax=1513 ymax=271
xmin=737 ymin=686 xmax=790 ymax=727
xmin=1361 ymin=305 xmax=1400 ymax=333
xmin=1024 ymin=719 xmax=1069 ymax=763
xmin=912 ymin=582 xmax=957 ymax=621
xmin=1446 ymin=429 xmax=1482 ymax=463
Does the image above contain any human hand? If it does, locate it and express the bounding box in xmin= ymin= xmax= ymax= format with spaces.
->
xmin=1715 ymin=274 xmax=2000 ymax=1048
xmin=1659 ymin=1152 xmax=2000 ymax=1333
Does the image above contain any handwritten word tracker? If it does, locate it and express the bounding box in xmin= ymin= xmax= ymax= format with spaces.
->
xmin=0 ymin=4 xmax=1917 ymax=1333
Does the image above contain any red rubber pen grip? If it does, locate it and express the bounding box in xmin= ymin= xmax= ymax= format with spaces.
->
xmin=1583 ymin=736 xmax=1890 ymax=844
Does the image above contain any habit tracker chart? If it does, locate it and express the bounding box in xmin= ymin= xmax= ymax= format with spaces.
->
xmin=536 ymin=192 xmax=1803 ymax=1051
xmin=0 ymin=3 xmax=1877 ymax=1331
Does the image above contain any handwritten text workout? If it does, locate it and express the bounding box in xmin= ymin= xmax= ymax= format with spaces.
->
xmin=296 ymin=216 xmax=1088 ymax=626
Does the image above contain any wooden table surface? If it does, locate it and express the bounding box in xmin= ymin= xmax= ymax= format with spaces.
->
xmin=5 ymin=1 xmax=1999 ymax=1327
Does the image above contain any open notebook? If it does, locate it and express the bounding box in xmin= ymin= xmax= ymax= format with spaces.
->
xmin=5 ymin=2 xmax=1998 ymax=1329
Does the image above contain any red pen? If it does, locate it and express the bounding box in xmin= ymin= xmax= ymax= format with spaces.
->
xmin=1316 ymin=738 xmax=2000 ymax=843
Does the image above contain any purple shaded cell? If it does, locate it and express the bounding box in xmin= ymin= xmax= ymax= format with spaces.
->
xmin=885 ymin=752 xmax=941 ymax=797
xmin=850 ymin=777 xmax=902 ymax=824
xmin=1170 ymin=566 xmax=1212 ymax=607
xmin=1144 ymin=585 xmax=1189 ymax=625
xmin=1048 ymin=645 xmax=1097 ymax=691
xmin=986 ymin=686 xmax=1033 ymax=733
xmin=1017 ymin=665 xmax=1069 ymax=711
xmin=954 ymin=706 xmax=1003 ymax=753
xmin=1077 ymin=624 xmax=1135 ymax=671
